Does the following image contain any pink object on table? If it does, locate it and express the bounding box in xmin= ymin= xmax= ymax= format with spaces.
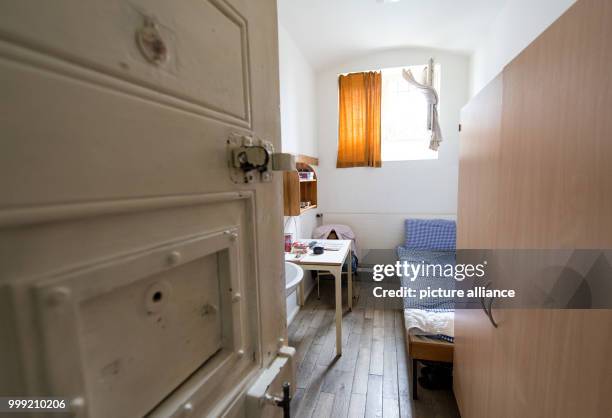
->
xmin=284 ymin=233 xmax=293 ymax=252
xmin=312 ymin=224 xmax=358 ymax=254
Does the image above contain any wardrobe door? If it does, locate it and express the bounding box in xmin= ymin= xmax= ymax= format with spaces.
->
xmin=456 ymin=74 xmax=503 ymax=250
xmin=455 ymin=74 xmax=504 ymax=417
xmin=496 ymin=0 xmax=612 ymax=248
xmin=456 ymin=0 xmax=612 ymax=417
xmin=492 ymin=0 xmax=612 ymax=415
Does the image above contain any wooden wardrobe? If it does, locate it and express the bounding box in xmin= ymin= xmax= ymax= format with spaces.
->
xmin=455 ymin=0 xmax=612 ymax=417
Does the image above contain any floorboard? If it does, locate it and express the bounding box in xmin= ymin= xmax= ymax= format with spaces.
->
xmin=289 ymin=279 xmax=459 ymax=418
xmin=312 ymin=392 xmax=335 ymax=418
xmin=365 ymin=373 xmax=383 ymax=418
xmin=347 ymin=393 xmax=367 ymax=418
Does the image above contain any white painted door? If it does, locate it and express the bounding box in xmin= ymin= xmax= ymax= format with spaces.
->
xmin=0 ymin=1 xmax=289 ymax=417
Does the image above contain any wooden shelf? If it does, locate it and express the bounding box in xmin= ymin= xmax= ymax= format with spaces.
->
xmin=300 ymin=204 xmax=317 ymax=214
xmin=283 ymin=155 xmax=318 ymax=216
xmin=296 ymin=154 xmax=319 ymax=166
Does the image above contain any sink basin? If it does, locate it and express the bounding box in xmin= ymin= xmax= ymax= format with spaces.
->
xmin=285 ymin=261 xmax=304 ymax=296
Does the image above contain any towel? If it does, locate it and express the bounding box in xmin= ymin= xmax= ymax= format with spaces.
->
xmin=402 ymin=69 xmax=443 ymax=151
xmin=404 ymin=309 xmax=454 ymax=338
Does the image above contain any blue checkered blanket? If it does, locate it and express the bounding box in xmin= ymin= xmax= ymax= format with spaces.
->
xmin=397 ymin=246 xmax=456 ymax=342
xmin=404 ymin=218 xmax=456 ymax=251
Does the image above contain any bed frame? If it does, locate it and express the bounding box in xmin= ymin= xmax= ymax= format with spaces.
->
xmin=403 ymin=321 xmax=454 ymax=400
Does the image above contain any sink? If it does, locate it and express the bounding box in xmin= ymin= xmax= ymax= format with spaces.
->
xmin=285 ymin=261 xmax=304 ymax=296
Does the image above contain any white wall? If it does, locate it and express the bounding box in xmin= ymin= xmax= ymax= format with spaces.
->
xmin=279 ymin=0 xmax=576 ymax=319
xmin=278 ymin=24 xmax=319 ymax=323
xmin=470 ymin=0 xmax=576 ymax=96
xmin=278 ymin=25 xmax=318 ymax=158
xmin=316 ymin=48 xmax=469 ymax=251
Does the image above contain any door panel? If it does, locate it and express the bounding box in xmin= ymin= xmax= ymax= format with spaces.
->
xmin=0 ymin=0 xmax=287 ymax=416
xmin=79 ymin=254 xmax=223 ymax=418
xmin=0 ymin=55 xmax=241 ymax=206
xmin=7 ymin=196 xmax=265 ymax=417
xmin=35 ymin=229 xmax=242 ymax=418
xmin=0 ymin=0 xmax=251 ymax=124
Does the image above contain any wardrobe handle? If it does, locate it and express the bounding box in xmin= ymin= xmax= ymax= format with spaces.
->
xmin=480 ymin=282 xmax=498 ymax=328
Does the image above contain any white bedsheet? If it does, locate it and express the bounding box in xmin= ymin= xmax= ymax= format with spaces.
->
xmin=403 ymin=308 xmax=454 ymax=337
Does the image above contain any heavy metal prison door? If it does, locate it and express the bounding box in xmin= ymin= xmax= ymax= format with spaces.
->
xmin=0 ymin=1 xmax=292 ymax=417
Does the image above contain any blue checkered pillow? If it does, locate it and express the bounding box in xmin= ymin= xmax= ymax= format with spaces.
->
xmin=404 ymin=219 xmax=456 ymax=251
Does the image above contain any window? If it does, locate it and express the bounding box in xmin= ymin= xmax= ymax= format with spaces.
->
xmin=381 ymin=65 xmax=441 ymax=161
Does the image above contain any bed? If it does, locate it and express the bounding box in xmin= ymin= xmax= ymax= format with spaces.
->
xmin=397 ymin=219 xmax=456 ymax=400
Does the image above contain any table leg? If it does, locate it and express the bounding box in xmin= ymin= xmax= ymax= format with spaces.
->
xmin=348 ymin=252 xmax=353 ymax=311
xmin=298 ymin=279 xmax=305 ymax=306
xmin=333 ymin=266 xmax=342 ymax=356
xmin=412 ymin=358 xmax=418 ymax=400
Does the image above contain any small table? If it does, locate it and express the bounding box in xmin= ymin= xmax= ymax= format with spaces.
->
xmin=285 ymin=239 xmax=353 ymax=356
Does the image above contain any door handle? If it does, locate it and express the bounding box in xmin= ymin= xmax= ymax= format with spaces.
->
xmin=480 ymin=282 xmax=498 ymax=328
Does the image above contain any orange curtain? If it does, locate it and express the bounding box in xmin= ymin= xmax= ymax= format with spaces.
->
xmin=337 ymin=71 xmax=382 ymax=168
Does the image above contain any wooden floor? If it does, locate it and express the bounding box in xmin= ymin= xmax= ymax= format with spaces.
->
xmin=288 ymin=278 xmax=460 ymax=418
